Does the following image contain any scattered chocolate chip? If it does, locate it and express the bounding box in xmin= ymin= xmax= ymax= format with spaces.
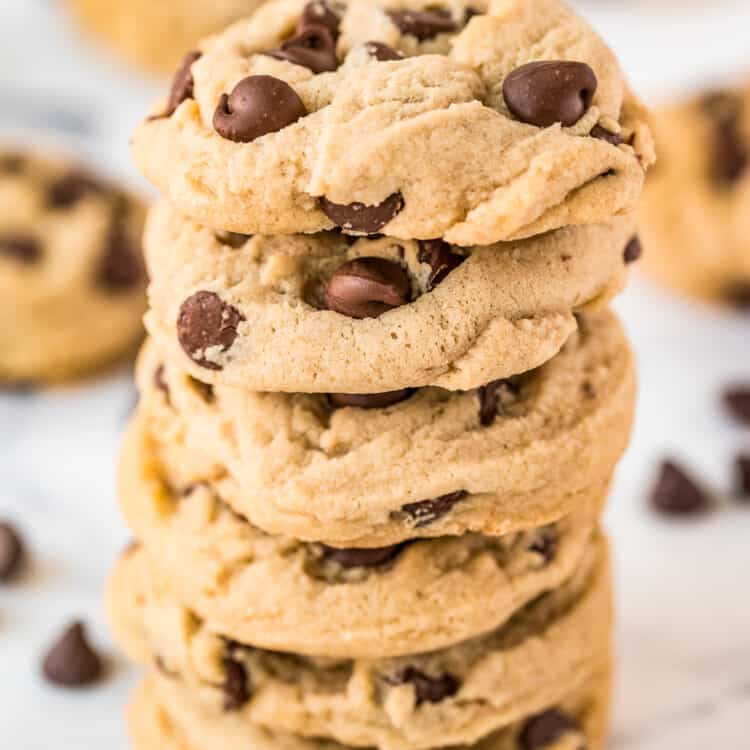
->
xmin=320 ymin=193 xmax=404 ymax=234
xmin=177 ymin=291 xmax=245 ymax=370
xmin=47 ymin=172 xmax=104 ymax=209
xmin=321 ymin=543 xmax=406 ymax=568
xmin=503 ymin=61 xmax=598 ymax=128
xmin=723 ymin=387 xmax=750 ymax=426
xmin=478 ymin=379 xmax=516 ymax=426
xmin=0 ymin=153 xmax=25 ymax=173
xmin=97 ymin=216 xmax=142 ymax=291
xmin=417 ymin=239 xmax=466 ymax=289
xmin=363 ymin=41 xmax=404 ymax=61
xmin=154 ymin=365 xmax=169 ymax=399
xmin=299 ymin=0 xmax=341 ymax=38
xmin=213 ymin=75 xmax=307 ymax=143
xmin=520 ymin=709 xmax=579 ymax=749
xmin=165 ymin=50 xmax=202 ymax=117
xmin=724 ymin=281 xmax=750 ymax=310
xmin=395 ymin=667 xmax=459 ymax=705
xmin=42 ymin=621 xmax=103 ymax=687
xmin=324 ymin=257 xmax=411 ymax=318
xmin=651 ymin=460 xmax=711 ymax=516
xmin=222 ymin=648 xmax=251 ymax=711
xmin=397 ymin=491 xmax=468 ymax=527
xmin=0 ymin=521 xmax=25 ymax=582
xmin=0 ymin=233 xmax=42 ymax=264
xmin=328 ymin=389 xmax=413 ymax=409
xmin=215 ymin=231 xmax=252 ymax=249
xmin=590 ymin=123 xmax=623 ymax=146
xmin=387 ymin=9 xmax=457 ymax=41
xmin=267 ymin=25 xmax=339 ymax=73
xmin=623 ymin=236 xmax=642 ymax=264
xmin=528 ymin=528 xmax=557 ymax=564
xmin=735 ymin=454 xmax=750 ymax=496
xmin=701 ymin=91 xmax=748 ymax=185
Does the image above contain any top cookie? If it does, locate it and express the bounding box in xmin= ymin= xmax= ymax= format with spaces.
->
xmin=132 ymin=0 xmax=654 ymax=244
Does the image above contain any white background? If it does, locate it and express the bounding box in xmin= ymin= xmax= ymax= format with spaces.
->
xmin=1 ymin=1 xmax=749 ymax=747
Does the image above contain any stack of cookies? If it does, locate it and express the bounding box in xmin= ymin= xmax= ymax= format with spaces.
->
xmin=107 ymin=1 xmax=654 ymax=748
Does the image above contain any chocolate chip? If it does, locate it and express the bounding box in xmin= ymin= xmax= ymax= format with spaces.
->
xmin=177 ymin=291 xmax=245 ymax=370
xmin=267 ymin=25 xmax=338 ymax=73
xmin=213 ymin=75 xmax=307 ymax=143
xmin=528 ymin=528 xmax=557 ymax=564
xmin=47 ymin=172 xmax=104 ymax=209
xmin=324 ymin=257 xmax=411 ymax=318
xmin=320 ymin=543 xmax=406 ymax=568
xmin=320 ymin=193 xmax=404 ymax=234
xmin=723 ymin=386 xmax=750 ymax=425
xmin=0 ymin=521 xmax=25 ymax=582
xmin=520 ymin=709 xmax=578 ymax=749
xmin=164 ymin=50 xmax=202 ymax=117
xmin=98 ymin=216 xmax=142 ymax=291
xmin=328 ymin=389 xmax=413 ymax=409
xmin=215 ymin=231 xmax=252 ymax=249
xmin=0 ymin=233 xmax=42 ymax=264
xmin=395 ymin=667 xmax=459 ymax=705
xmin=222 ymin=648 xmax=251 ymax=711
xmin=503 ymin=61 xmax=598 ymax=128
xmin=723 ymin=281 xmax=750 ymax=310
xmin=387 ymin=9 xmax=457 ymax=41
xmin=0 ymin=153 xmax=25 ymax=173
xmin=299 ymin=0 xmax=341 ymax=38
xmin=478 ymin=379 xmax=516 ymax=426
xmin=154 ymin=365 xmax=169 ymax=399
xmin=417 ymin=240 xmax=466 ymax=289
xmin=397 ymin=491 xmax=468 ymax=527
xmin=590 ymin=124 xmax=623 ymax=146
xmin=651 ymin=460 xmax=710 ymax=516
xmin=364 ymin=41 xmax=404 ymax=62
xmin=42 ymin=621 xmax=103 ymax=687
xmin=623 ymin=236 xmax=642 ymax=264
xmin=735 ymin=454 xmax=750 ymax=496
xmin=702 ymin=91 xmax=748 ymax=185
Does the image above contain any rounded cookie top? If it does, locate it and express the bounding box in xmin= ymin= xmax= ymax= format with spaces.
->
xmin=144 ymin=198 xmax=636 ymax=393
xmin=640 ymin=85 xmax=750 ymax=307
xmin=132 ymin=0 xmax=654 ymax=244
xmin=0 ymin=149 xmax=146 ymax=383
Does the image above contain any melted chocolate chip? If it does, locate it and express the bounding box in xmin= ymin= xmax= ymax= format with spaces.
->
xmin=328 ymin=389 xmax=413 ymax=409
xmin=723 ymin=386 xmax=750 ymax=425
xmin=320 ymin=193 xmax=404 ymax=234
xmin=42 ymin=621 xmax=103 ymax=687
xmin=324 ymin=257 xmax=411 ymax=318
xmin=165 ymin=50 xmax=202 ymax=117
xmin=590 ymin=123 xmax=623 ymax=146
xmin=320 ymin=543 xmax=406 ymax=568
xmin=222 ymin=648 xmax=251 ymax=711
xmin=0 ymin=234 xmax=42 ymax=264
xmin=387 ymin=9 xmax=457 ymax=41
xmin=396 ymin=667 xmax=459 ymax=705
xmin=215 ymin=231 xmax=253 ymax=249
xmin=417 ymin=240 xmax=466 ymax=289
xmin=478 ymin=379 xmax=517 ymax=426
xmin=213 ymin=75 xmax=307 ymax=143
xmin=177 ymin=291 xmax=245 ymax=370
xmin=97 ymin=216 xmax=142 ymax=291
xmin=47 ymin=172 xmax=105 ymax=209
xmin=299 ymin=0 xmax=341 ymax=38
xmin=623 ymin=235 xmax=642 ymax=264
xmin=364 ymin=41 xmax=404 ymax=61
xmin=267 ymin=25 xmax=339 ymax=73
xmin=520 ymin=709 xmax=579 ymax=749
xmin=503 ymin=61 xmax=598 ymax=128
xmin=0 ymin=521 xmax=25 ymax=582
xmin=651 ymin=460 xmax=711 ymax=516
xmin=735 ymin=454 xmax=750 ymax=496
xmin=397 ymin=491 xmax=468 ymax=527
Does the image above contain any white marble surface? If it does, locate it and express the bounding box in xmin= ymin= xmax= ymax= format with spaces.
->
xmin=1 ymin=1 xmax=749 ymax=748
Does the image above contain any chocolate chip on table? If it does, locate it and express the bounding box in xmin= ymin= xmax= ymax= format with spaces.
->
xmin=177 ymin=291 xmax=245 ymax=370
xmin=519 ymin=708 xmax=579 ymax=749
xmin=267 ymin=25 xmax=339 ymax=73
xmin=478 ymin=379 xmax=517 ymax=426
xmin=320 ymin=193 xmax=405 ymax=234
xmin=324 ymin=257 xmax=411 ymax=318
xmin=417 ymin=240 xmax=466 ymax=289
xmin=97 ymin=217 xmax=142 ymax=291
xmin=724 ymin=281 xmax=750 ymax=310
xmin=723 ymin=386 xmax=750 ymax=426
xmin=213 ymin=75 xmax=308 ymax=143
xmin=397 ymin=491 xmax=468 ymax=527
xmin=0 ymin=234 xmax=42 ymax=264
xmin=299 ymin=0 xmax=341 ymax=38
xmin=321 ymin=543 xmax=407 ymax=568
xmin=162 ymin=50 xmax=202 ymax=117
xmin=735 ymin=455 xmax=750 ymax=496
xmin=364 ymin=41 xmax=404 ymax=62
xmin=387 ymin=9 xmax=457 ymax=41
xmin=0 ymin=521 xmax=25 ymax=582
xmin=47 ymin=172 xmax=105 ymax=209
xmin=42 ymin=621 xmax=103 ymax=687
xmin=590 ymin=123 xmax=623 ymax=146
xmin=395 ymin=667 xmax=459 ymax=705
xmin=328 ymin=389 xmax=413 ymax=409
xmin=222 ymin=646 xmax=251 ymax=711
xmin=503 ymin=61 xmax=598 ymax=128
xmin=650 ymin=460 xmax=711 ymax=516
xmin=623 ymin=235 xmax=642 ymax=264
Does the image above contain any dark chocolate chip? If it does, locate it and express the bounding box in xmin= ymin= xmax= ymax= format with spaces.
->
xmin=164 ymin=50 xmax=202 ymax=117
xmin=397 ymin=491 xmax=468 ymax=527
xmin=702 ymin=91 xmax=748 ymax=185
xmin=723 ymin=281 xmax=750 ymax=310
xmin=328 ymin=389 xmax=413 ymax=409
xmin=503 ymin=61 xmax=598 ymax=128
xmin=42 ymin=621 xmax=103 ymax=687
xmin=47 ymin=172 xmax=105 ymax=209
xmin=267 ymin=25 xmax=339 ymax=73
xmin=154 ymin=365 xmax=169 ymax=399
xmin=0 ymin=153 xmax=25 ymax=173
xmin=478 ymin=379 xmax=516 ymax=426
xmin=299 ymin=0 xmax=341 ymax=38
xmin=0 ymin=233 xmax=42 ymax=264
xmin=735 ymin=454 xmax=750 ymax=496
xmin=320 ymin=543 xmax=406 ymax=568
xmin=590 ymin=123 xmax=623 ymax=146
xmin=650 ymin=460 xmax=710 ymax=516
xmin=387 ymin=9 xmax=457 ymax=41
xmin=364 ymin=41 xmax=404 ymax=61
xmin=417 ymin=239 xmax=466 ymax=289
xmin=215 ymin=231 xmax=253 ymax=249
xmin=97 ymin=216 xmax=142 ymax=291
xmin=324 ymin=256 xmax=411 ymax=318
xmin=520 ymin=709 xmax=579 ymax=749
xmin=528 ymin=528 xmax=557 ymax=564
xmin=396 ymin=667 xmax=459 ymax=705
xmin=177 ymin=291 xmax=245 ymax=370
xmin=723 ymin=386 xmax=750 ymax=425
xmin=0 ymin=521 xmax=25 ymax=582
xmin=222 ymin=649 xmax=251 ymax=711
xmin=213 ymin=75 xmax=307 ymax=143
xmin=623 ymin=235 xmax=642 ymax=264
xmin=320 ymin=192 xmax=404 ymax=234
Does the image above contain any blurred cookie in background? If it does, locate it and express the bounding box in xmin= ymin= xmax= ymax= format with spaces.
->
xmin=0 ymin=149 xmax=147 ymax=385
xmin=65 ymin=0 xmax=268 ymax=74
xmin=640 ymin=84 xmax=750 ymax=309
